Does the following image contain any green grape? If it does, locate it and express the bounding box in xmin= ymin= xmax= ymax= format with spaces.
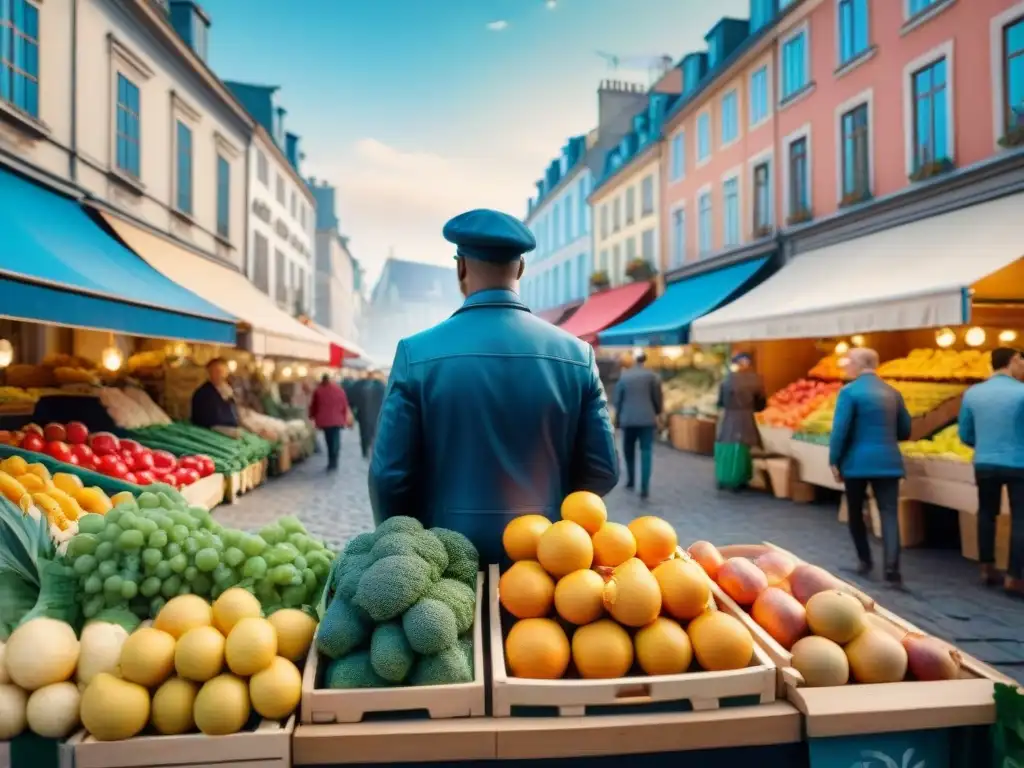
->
xmin=183 ymin=516 xmax=200 ymax=532
xmin=195 ymin=548 xmax=219 ymax=573
xmin=137 ymin=518 xmax=159 ymax=538
xmin=118 ymin=529 xmax=145 ymax=550
xmin=154 ymin=561 xmax=172 ymax=580
xmin=293 ymin=555 xmax=307 ymax=572
xmin=97 ymin=560 xmax=118 ymax=579
xmin=118 ymin=511 xmax=139 ymax=531
xmin=278 ymin=516 xmax=304 ymax=535
xmin=240 ymin=535 xmax=267 ymax=558
xmin=68 ymin=533 xmax=99 ymax=559
xmin=161 ymin=575 xmax=182 ymax=598
xmin=168 ymin=553 xmax=188 ymax=574
xmin=259 ymin=524 xmax=285 ymax=545
xmin=120 ymin=580 xmax=139 ymax=600
xmin=209 ymin=534 xmax=224 ymax=552
xmin=302 ymin=568 xmax=317 ymax=591
xmin=141 ymin=548 xmax=163 ymax=570
xmin=270 ymin=564 xmax=300 ymax=586
xmin=237 ymin=577 xmax=256 ymax=591
xmin=101 ymin=524 xmax=121 ymax=543
xmin=149 ymin=596 xmax=166 ymax=616
xmin=176 ymin=583 xmax=192 ymax=596
xmin=148 ymin=530 xmax=168 ymax=549
xmin=155 ymin=514 xmax=174 ymax=533
xmin=164 ymin=542 xmax=182 ymax=559
xmin=116 ymin=498 xmax=139 ymax=513
xmin=123 ymin=554 xmax=141 ymax=572
xmin=137 ymin=491 xmax=160 ymax=509
xmin=210 ymin=584 xmax=225 ymax=601
xmin=242 ymin=556 xmax=268 ymax=580
xmin=83 ymin=574 xmax=103 ymax=594
xmin=95 ymin=541 xmax=115 ymax=562
xmin=183 ymin=566 xmax=199 ymax=582
xmin=287 ymin=532 xmax=311 ymax=553
xmin=77 ymin=514 xmax=106 ymax=536
xmin=192 ymin=573 xmax=213 ymax=596
xmin=103 ymin=574 xmax=124 ymax=596
xmin=140 ymin=576 xmax=162 ymax=597
xmin=183 ymin=538 xmax=199 ymax=557
xmin=265 ymin=543 xmax=298 ymax=567
xmin=195 ymin=531 xmax=214 ymax=550
xmin=83 ymin=595 xmax=105 ymax=618
xmin=306 ymin=539 xmax=326 ymax=551
xmin=73 ymin=554 xmax=97 ymax=576
xmin=157 ymin=492 xmax=178 ymax=510
xmin=224 ymin=547 xmax=245 ymax=568
xmin=255 ymin=580 xmax=279 ymax=603
xmin=281 ymin=584 xmax=307 ymax=608
xmin=212 ymin=564 xmax=234 ymax=587
xmin=310 ymin=560 xmax=329 ymax=580
xmin=169 ymin=525 xmax=189 ymax=543
xmin=221 ymin=529 xmax=243 ymax=548
xmin=104 ymin=507 xmax=123 ymax=525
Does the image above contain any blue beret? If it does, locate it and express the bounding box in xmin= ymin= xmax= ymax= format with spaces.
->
xmin=443 ymin=208 xmax=536 ymax=262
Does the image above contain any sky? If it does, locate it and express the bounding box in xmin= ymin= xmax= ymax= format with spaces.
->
xmin=201 ymin=0 xmax=748 ymax=287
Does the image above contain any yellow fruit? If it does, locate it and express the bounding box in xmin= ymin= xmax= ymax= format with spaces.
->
xmin=213 ymin=588 xmax=262 ymax=636
xmin=805 ymin=590 xmax=866 ymax=645
xmin=499 ymin=561 xmax=555 ymax=619
xmin=602 ymin=558 xmax=662 ymax=627
xmin=174 ymin=626 xmax=225 ymax=682
xmin=193 ymin=674 xmax=250 ymax=736
xmin=268 ymin=609 xmax=318 ymax=662
xmin=628 ymin=516 xmax=678 ymax=568
xmin=504 ymin=618 xmax=570 ymax=679
xmin=634 ymin=617 xmax=693 ymax=675
xmin=502 ymin=514 xmax=552 ymax=561
xmin=119 ymin=627 xmax=176 ymax=688
xmin=43 ymin=487 xmax=82 ymax=522
xmin=790 ymin=636 xmax=849 ymax=687
xmin=0 ymin=470 xmax=28 ymax=502
xmin=52 ymin=472 xmax=84 ymax=495
xmin=653 ymin=558 xmax=710 ymax=621
xmin=592 ymin=522 xmax=637 ymax=568
xmin=560 ymin=491 xmax=608 ymax=535
xmin=687 ymin=611 xmax=754 ymax=671
xmin=151 ymin=677 xmax=198 ymax=735
xmin=17 ymin=474 xmax=47 ymax=493
xmin=572 ymin=619 xmax=633 ymax=679
xmin=6 ymin=618 xmax=79 ymax=690
xmin=249 ymin=656 xmax=302 ymax=719
xmin=845 ymin=628 xmax=908 ymax=684
xmin=110 ymin=491 xmax=135 ymax=507
xmin=1 ymin=456 xmax=29 ymax=476
xmin=536 ymin=520 xmax=594 ymax=578
xmin=31 ymin=493 xmax=67 ymax=529
xmin=80 ymin=673 xmax=150 ymax=741
xmin=25 ymin=681 xmax=80 ymax=739
xmin=225 ymin=617 xmax=277 ymax=676
xmin=553 ymin=569 xmax=605 ymax=625
xmin=154 ymin=594 xmax=213 ymax=639
xmin=74 ymin=487 xmax=112 ymax=515
xmin=23 ymin=463 xmax=51 ymax=484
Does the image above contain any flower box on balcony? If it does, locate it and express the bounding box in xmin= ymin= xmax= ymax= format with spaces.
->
xmin=909 ymin=157 xmax=954 ymax=183
xmin=999 ymin=124 xmax=1024 ymax=149
xmin=786 ymin=208 xmax=813 ymax=227
xmin=839 ymin=190 xmax=872 ymax=209
xmin=624 ymin=258 xmax=655 ymax=282
xmin=589 ymin=271 xmax=610 ymax=293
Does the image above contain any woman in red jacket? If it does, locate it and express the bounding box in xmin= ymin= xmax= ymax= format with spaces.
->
xmin=308 ymin=374 xmax=352 ymax=471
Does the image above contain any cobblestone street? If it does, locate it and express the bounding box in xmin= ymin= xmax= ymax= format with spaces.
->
xmin=217 ymin=437 xmax=1024 ymax=682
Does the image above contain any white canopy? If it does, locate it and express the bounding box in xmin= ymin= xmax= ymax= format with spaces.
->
xmin=692 ymin=192 xmax=1024 ymax=342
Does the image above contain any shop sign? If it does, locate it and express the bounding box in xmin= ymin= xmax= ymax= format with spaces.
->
xmin=251 ymin=199 xmax=272 ymax=223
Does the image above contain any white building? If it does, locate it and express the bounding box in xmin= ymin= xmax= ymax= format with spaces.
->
xmin=309 ymin=179 xmax=363 ymax=345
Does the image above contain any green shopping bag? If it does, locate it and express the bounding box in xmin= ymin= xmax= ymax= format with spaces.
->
xmin=714 ymin=442 xmax=753 ymax=490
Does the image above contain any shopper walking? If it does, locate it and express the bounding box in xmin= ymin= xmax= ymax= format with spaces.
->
xmin=308 ymin=373 xmax=352 ymax=471
xmin=829 ymin=348 xmax=911 ymax=586
xmin=614 ymin=351 xmax=663 ymax=499
xmin=369 ymin=208 xmax=618 ymax=564
xmin=958 ymin=347 xmax=1024 ymax=595
xmin=356 ymin=370 xmax=386 ymax=459
xmin=714 ymin=353 xmax=766 ymax=491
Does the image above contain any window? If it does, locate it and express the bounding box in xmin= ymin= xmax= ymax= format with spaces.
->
xmin=274 ymin=250 xmax=287 ymax=304
xmin=626 ymin=236 xmax=637 ymax=263
xmin=723 ymin=178 xmax=740 ymax=247
xmin=599 ymin=249 xmax=609 ymax=272
xmin=564 ymin=192 xmax=574 ymax=241
xmin=290 ymin=191 xmax=297 ymax=219
xmin=612 ymin=198 xmax=621 ymax=231
xmin=252 ymin=233 xmax=270 ymax=293
xmin=256 ymin=150 xmax=268 ymax=185
xmin=600 ymin=205 xmax=608 ymax=240
xmin=751 ymin=0 xmax=774 ymax=31
xmin=577 ymin=178 xmax=588 ymax=234
xmin=671 ymin=208 xmax=686 ymax=268
xmin=625 ymin=187 xmax=635 ymax=225
xmin=612 ymin=244 xmax=621 ymax=283
xmin=175 ymin=120 xmax=193 ymax=215
xmin=276 ymin=174 xmax=285 ymax=205
xmin=721 ymin=90 xmax=739 ymax=144
xmin=641 ymin=175 xmax=654 ymax=215
xmin=563 ymin=261 xmax=572 ymax=302
xmin=907 ymin=0 xmax=940 ymax=17
xmin=553 ymin=203 xmax=562 ymax=247
xmin=750 ymin=67 xmax=769 ymax=126
xmin=216 ymin=155 xmax=230 ymax=238
xmin=641 ymin=229 xmax=655 ymax=264
xmin=115 ymin=74 xmax=141 ymax=178
xmin=781 ymin=28 xmax=809 ymax=100
xmin=788 ymin=137 xmax=810 ymax=216
xmin=1003 ymin=16 xmax=1024 ymax=135
xmin=698 ymin=192 xmax=713 ymax=255
xmin=697 ymin=113 xmax=711 ymax=162
xmin=911 ymin=57 xmax=949 ymax=170
xmin=577 ymin=253 xmax=587 ymax=298
xmin=670 ymin=133 xmax=685 ymax=181
xmin=838 ymin=0 xmax=870 ymax=65
xmin=537 ymin=219 xmax=546 ymax=258
xmin=841 ymin=103 xmax=871 ymax=199
xmin=753 ymin=162 xmax=771 ymax=232
xmin=0 ymin=0 xmax=39 ymax=118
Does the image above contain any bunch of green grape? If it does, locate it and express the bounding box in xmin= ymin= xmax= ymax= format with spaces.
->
xmin=64 ymin=490 xmax=334 ymax=621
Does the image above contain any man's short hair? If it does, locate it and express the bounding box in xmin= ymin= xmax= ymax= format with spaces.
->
xmin=634 ymin=351 xmax=647 ymax=364
xmin=206 ymin=357 xmax=227 ymax=370
xmin=992 ymin=347 xmax=1021 ymax=371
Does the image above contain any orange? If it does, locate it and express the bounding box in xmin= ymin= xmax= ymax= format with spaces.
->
xmin=505 ymin=618 xmax=570 ymax=679
xmin=553 ymin=569 xmax=605 ymax=625
xmin=592 ymin=522 xmax=637 ymax=568
xmin=536 ymin=520 xmax=594 ymax=578
xmin=628 ymin=516 xmax=679 ymax=568
xmin=653 ymin=558 xmax=710 ymax=621
xmin=502 ymin=515 xmax=552 ymax=561
xmin=571 ymin=619 xmax=633 ymax=679
xmin=560 ymin=491 xmax=607 ymax=535
xmin=634 ymin=617 xmax=693 ymax=675
xmin=498 ymin=561 xmax=555 ymax=619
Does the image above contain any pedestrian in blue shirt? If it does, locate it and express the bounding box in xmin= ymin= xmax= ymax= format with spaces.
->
xmin=958 ymin=346 xmax=1024 ymax=596
xmin=829 ymin=348 xmax=912 ymax=587
xmin=368 ymin=209 xmax=619 ymax=564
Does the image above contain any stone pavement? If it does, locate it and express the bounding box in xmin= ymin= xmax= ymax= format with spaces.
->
xmin=217 ymin=439 xmax=1024 ymax=682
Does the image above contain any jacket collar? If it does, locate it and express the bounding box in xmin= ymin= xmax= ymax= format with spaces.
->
xmin=454 ymin=288 xmax=530 ymax=315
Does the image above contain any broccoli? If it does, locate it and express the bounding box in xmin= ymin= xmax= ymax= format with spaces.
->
xmin=335 ymin=553 xmax=372 ymax=601
xmin=353 ymin=554 xmax=432 ymax=621
xmin=317 ymin=595 xmax=372 ymax=659
xmin=323 ymin=651 xmax=390 ymax=689
xmin=402 ymin=597 xmax=459 ymax=655
xmin=410 ymin=646 xmax=473 ymax=686
xmin=343 ymin=532 xmax=377 ymax=556
xmin=431 ymin=528 xmax=479 ymax=587
xmin=371 ymin=530 xmax=449 ymax=580
xmin=375 ymin=516 xmax=423 ymax=538
xmin=370 ymin=622 xmax=417 ymax=683
xmin=458 ymin=633 xmax=474 ymax=674
xmin=425 ymin=578 xmax=476 ymax=635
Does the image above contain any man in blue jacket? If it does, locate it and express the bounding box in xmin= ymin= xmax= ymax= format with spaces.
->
xmin=368 ymin=208 xmax=619 ymax=564
xmin=829 ymin=348 xmax=912 ymax=586
xmin=959 ymin=346 xmax=1024 ymax=595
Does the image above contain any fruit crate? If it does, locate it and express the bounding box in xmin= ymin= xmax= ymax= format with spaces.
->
xmin=300 ymin=572 xmax=486 ymax=723
xmin=179 ymin=471 xmax=226 ymax=510
xmin=712 ymin=542 xmax=1013 ymax=738
xmin=69 ymin=716 xmax=293 ymax=768
xmin=487 ymin=564 xmax=777 ymax=718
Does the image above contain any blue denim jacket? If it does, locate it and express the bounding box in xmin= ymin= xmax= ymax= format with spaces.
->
xmin=829 ymin=374 xmax=912 ymax=479
xmin=959 ymin=374 xmax=1024 ymax=470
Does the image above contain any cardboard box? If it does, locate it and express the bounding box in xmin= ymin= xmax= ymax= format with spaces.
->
xmin=757 ymin=425 xmax=794 ymax=457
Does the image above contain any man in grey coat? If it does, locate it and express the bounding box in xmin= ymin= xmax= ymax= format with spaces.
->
xmin=614 ymin=351 xmax=664 ymax=499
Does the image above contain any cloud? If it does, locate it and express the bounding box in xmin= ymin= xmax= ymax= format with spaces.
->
xmin=486 ymin=19 xmax=508 ymax=31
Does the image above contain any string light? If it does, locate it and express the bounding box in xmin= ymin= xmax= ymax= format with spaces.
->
xmin=227 ymin=360 xmax=238 ymax=373
xmin=101 ymin=333 xmax=123 ymax=372
xmin=834 ymin=341 xmax=850 ymax=355
xmin=935 ymin=328 xmax=956 ymax=348
xmin=282 ymin=366 xmax=293 ymax=378
xmin=999 ymin=330 xmax=1018 ymax=343
xmin=0 ymin=339 xmax=12 ymax=368
xmin=297 ymin=365 xmax=309 ymax=377
xmin=964 ymin=327 xmax=986 ymax=348
xmin=850 ymin=335 xmax=865 ymax=347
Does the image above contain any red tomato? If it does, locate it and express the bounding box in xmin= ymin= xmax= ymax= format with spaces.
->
xmin=65 ymin=421 xmax=89 ymax=445
xmin=45 ymin=441 xmax=73 ymax=463
xmin=10 ymin=431 xmax=24 ymax=447
xmin=197 ymin=456 xmax=216 ymax=477
xmin=68 ymin=453 xmax=81 ymax=466
xmin=98 ymin=454 xmax=128 ymax=478
xmin=79 ymin=456 xmax=97 ymax=471
xmin=21 ymin=433 xmax=45 ymax=453
xmin=174 ymin=467 xmax=200 ymax=487
xmin=22 ymin=423 xmax=43 ymax=436
xmin=135 ymin=470 xmax=156 ymax=485
xmin=123 ymin=471 xmax=138 ymax=485
xmin=151 ymin=450 xmax=177 ymax=472
xmin=119 ymin=439 xmax=144 ymax=456
xmin=0 ymin=430 xmax=11 ymax=445
xmin=179 ymin=456 xmax=202 ymax=472
xmin=89 ymin=432 xmax=120 ymax=456
xmin=43 ymin=423 xmax=67 ymax=443
xmin=131 ymin=452 xmax=155 ymax=472
xmin=71 ymin=443 xmax=94 ymax=462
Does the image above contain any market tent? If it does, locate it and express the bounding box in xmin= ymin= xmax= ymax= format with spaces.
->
xmin=100 ymin=213 xmax=330 ymax=362
xmin=0 ymin=169 xmax=236 ymax=343
xmin=692 ymin=191 xmax=1024 ymax=342
xmin=537 ymin=299 xmax=584 ymax=326
xmin=559 ymin=282 xmax=654 ymax=345
xmin=307 ymin=322 xmax=368 ymax=367
xmin=598 ymin=257 xmax=771 ymax=347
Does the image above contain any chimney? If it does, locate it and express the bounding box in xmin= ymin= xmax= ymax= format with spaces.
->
xmin=285 ymin=132 xmax=301 ymax=171
xmin=274 ymin=107 xmax=286 ymax=147
xmin=168 ymin=1 xmax=210 ymax=61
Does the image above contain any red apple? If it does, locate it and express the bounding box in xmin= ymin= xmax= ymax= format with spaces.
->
xmin=89 ymin=432 xmax=120 ymax=456
xmin=65 ymin=422 xmax=89 ymax=445
xmin=42 ymin=423 xmax=66 ymax=443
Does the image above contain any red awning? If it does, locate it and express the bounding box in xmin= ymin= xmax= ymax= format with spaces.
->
xmin=537 ymin=299 xmax=584 ymax=326
xmin=558 ymin=282 xmax=653 ymax=345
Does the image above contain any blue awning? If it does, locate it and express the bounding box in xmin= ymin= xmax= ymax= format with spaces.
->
xmin=598 ymin=257 xmax=771 ymax=347
xmin=0 ymin=168 xmax=237 ymax=344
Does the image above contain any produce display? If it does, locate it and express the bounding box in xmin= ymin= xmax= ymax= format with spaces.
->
xmin=4 ymin=353 xmax=103 ymax=389
xmin=0 ymin=386 xmax=40 ymax=413
xmin=662 ymin=367 xmax=721 ymax=418
xmin=808 ymin=355 xmax=847 ymax=381
xmin=128 ymin=423 xmax=274 ymax=475
xmin=796 ymin=382 xmax=966 ymax=437
xmin=878 ymin=349 xmax=991 ymax=381
xmin=100 ymin=387 xmax=173 ymax=430
xmin=496 ymin=495 xmax=755 ymax=681
xmin=315 ymin=516 xmax=480 ymax=688
xmin=239 ymin=407 xmax=310 ymax=444
xmin=688 ymin=542 xmax=964 ymax=687
xmin=757 ymin=379 xmax=842 ymax=429
xmin=901 ymin=424 xmax=973 ymax=462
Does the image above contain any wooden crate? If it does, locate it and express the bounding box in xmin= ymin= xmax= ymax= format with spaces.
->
xmin=300 ymin=573 xmax=486 ymax=723
xmin=70 ymin=717 xmax=293 ymax=768
xmin=224 ymin=470 xmax=243 ymax=505
xmin=179 ymin=472 xmax=226 ymax=510
xmin=757 ymin=425 xmax=794 ymax=457
xmin=958 ymin=509 xmax=1012 ymax=570
xmin=488 ymin=563 xmax=776 ymax=718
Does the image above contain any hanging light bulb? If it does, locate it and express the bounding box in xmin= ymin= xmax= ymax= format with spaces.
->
xmin=0 ymin=339 xmax=12 ymax=369
xmin=661 ymin=346 xmax=683 ymax=360
xmin=935 ymin=328 xmax=956 ymax=348
xmin=851 ymin=334 xmax=865 ymax=347
xmin=101 ymin=333 xmax=123 ymax=372
xmin=297 ymin=365 xmax=309 ymax=377
xmin=227 ymin=359 xmax=238 ymax=373
xmin=999 ymin=329 xmax=1018 ymax=343
xmin=964 ymin=327 xmax=986 ymax=348
xmin=834 ymin=341 xmax=850 ymax=355
xmin=282 ymin=366 xmax=293 ymax=378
